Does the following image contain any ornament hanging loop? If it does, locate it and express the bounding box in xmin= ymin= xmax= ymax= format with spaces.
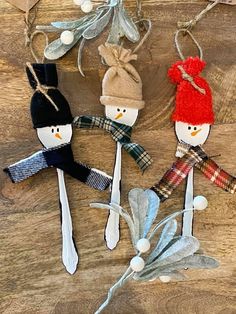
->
xmin=135 ymin=0 xmax=146 ymax=31
xmin=133 ymin=0 xmax=152 ymax=53
xmin=133 ymin=19 xmax=152 ymax=53
xmin=29 ymin=30 xmax=49 ymax=63
xmin=174 ymin=29 xmax=203 ymax=61
xmin=23 ymin=4 xmax=49 ymax=64
xmin=24 ymin=8 xmax=37 ymax=47
xmin=174 ymin=29 xmax=205 ymax=94
xmin=136 ymin=0 xmax=143 ymax=21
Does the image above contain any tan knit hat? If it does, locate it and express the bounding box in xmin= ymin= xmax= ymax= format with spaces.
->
xmin=98 ymin=43 xmax=145 ymax=109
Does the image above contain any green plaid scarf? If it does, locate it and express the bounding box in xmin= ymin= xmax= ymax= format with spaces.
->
xmin=73 ymin=116 xmax=152 ymax=171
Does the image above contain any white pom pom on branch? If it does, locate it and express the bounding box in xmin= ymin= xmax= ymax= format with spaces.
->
xmin=60 ymin=30 xmax=74 ymax=45
xmin=193 ymin=195 xmax=208 ymax=210
xmin=130 ymin=256 xmax=145 ymax=272
xmin=159 ymin=275 xmax=171 ymax=283
xmin=81 ymin=0 xmax=93 ymax=13
xmin=136 ymin=238 xmax=150 ymax=253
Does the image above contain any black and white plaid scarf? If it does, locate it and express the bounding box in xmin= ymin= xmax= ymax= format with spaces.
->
xmin=73 ymin=116 xmax=153 ymax=171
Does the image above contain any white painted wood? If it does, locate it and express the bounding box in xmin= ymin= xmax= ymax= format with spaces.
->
xmin=182 ymin=168 xmax=194 ymax=236
xmin=105 ymin=142 xmax=122 ymax=250
xmin=57 ymin=169 xmax=79 ymax=274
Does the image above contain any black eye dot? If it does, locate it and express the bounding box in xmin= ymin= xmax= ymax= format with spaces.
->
xmin=117 ymin=108 xmax=120 ymax=112
xmin=57 ymin=128 xmax=59 ymax=132
xmin=188 ymin=126 xmax=191 ymax=130
xmin=194 ymin=127 xmax=197 ymax=130
xmin=123 ymin=109 xmax=126 ymax=113
xmin=51 ymin=129 xmax=54 ymax=133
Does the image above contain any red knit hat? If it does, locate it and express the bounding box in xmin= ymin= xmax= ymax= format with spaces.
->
xmin=168 ymin=56 xmax=214 ymax=125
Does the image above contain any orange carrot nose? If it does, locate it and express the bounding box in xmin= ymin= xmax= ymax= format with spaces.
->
xmin=191 ymin=129 xmax=202 ymax=137
xmin=115 ymin=112 xmax=123 ymax=120
xmin=55 ymin=133 xmax=62 ymax=140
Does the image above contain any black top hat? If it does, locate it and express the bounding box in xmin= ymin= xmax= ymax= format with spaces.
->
xmin=26 ymin=63 xmax=58 ymax=89
xmin=26 ymin=63 xmax=73 ymax=129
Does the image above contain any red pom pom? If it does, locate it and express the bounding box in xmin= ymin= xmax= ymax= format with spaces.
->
xmin=168 ymin=57 xmax=206 ymax=84
xmin=168 ymin=60 xmax=183 ymax=84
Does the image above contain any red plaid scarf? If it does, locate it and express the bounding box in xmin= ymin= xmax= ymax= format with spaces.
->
xmin=151 ymin=144 xmax=236 ymax=202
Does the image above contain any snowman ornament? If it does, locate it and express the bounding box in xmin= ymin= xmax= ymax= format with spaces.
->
xmin=4 ymin=63 xmax=112 ymax=274
xmin=151 ymin=56 xmax=236 ymax=236
xmin=74 ymin=43 xmax=153 ymax=250
xmin=171 ymin=57 xmax=214 ymax=236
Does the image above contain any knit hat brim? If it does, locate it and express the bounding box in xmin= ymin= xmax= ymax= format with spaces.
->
xmin=100 ymin=95 xmax=145 ymax=109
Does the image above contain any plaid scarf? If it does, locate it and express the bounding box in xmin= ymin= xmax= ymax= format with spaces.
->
xmin=73 ymin=116 xmax=152 ymax=171
xmin=151 ymin=144 xmax=236 ymax=202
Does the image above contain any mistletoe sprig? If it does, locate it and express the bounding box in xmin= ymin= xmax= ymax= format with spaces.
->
xmin=91 ymin=188 xmax=219 ymax=313
xmin=36 ymin=0 xmax=140 ymax=75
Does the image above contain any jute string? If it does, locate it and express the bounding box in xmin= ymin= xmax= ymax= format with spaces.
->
xmin=177 ymin=0 xmax=220 ymax=31
xmin=133 ymin=18 xmax=152 ymax=53
xmin=24 ymin=8 xmax=59 ymax=111
xmin=24 ymin=9 xmax=37 ymax=47
xmin=26 ymin=62 xmax=59 ymax=111
xmin=24 ymin=8 xmax=49 ymax=63
xmin=133 ymin=0 xmax=152 ymax=53
xmin=174 ymin=29 xmax=206 ymax=94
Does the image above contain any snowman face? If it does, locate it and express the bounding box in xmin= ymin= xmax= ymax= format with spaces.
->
xmin=105 ymin=105 xmax=139 ymax=127
xmin=36 ymin=124 xmax=72 ymax=149
xmin=175 ymin=121 xmax=210 ymax=146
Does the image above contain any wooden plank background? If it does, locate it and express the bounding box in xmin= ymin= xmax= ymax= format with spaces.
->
xmin=0 ymin=0 xmax=236 ymax=313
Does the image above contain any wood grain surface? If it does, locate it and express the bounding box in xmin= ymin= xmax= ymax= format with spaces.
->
xmin=0 ymin=1 xmax=236 ymax=313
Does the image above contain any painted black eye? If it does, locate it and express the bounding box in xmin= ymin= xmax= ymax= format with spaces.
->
xmin=57 ymin=128 xmax=59 ymax=132
xmin=194 ymin=127 xmax=197 ymax=131
xmin=117 ymin=108 xmax=120 ymax=112
xmin=51 ymin=129 xmax=54 ymax=133
xmin=123 ymin=109 xmax=126 ymax=113
xmin=188 ymin=126 xmax=191 ymax=130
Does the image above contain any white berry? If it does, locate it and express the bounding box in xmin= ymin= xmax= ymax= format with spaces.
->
xmin=130 ymin=256 xmax=145 ymax=272
xmin=60 ymin=31 xmax=74 ymax=45
xmin=73 ymin=0 xmax=85 ymax=5
xmin=136 ymin=238 xmax=150 ymax=253
xmin=159 ymin=275 xmax=171 ymax=283
xmin=81 ymin=0 xmax=93 ymax=13
xmin=193 ymin=195 xmax=208 ymax=210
